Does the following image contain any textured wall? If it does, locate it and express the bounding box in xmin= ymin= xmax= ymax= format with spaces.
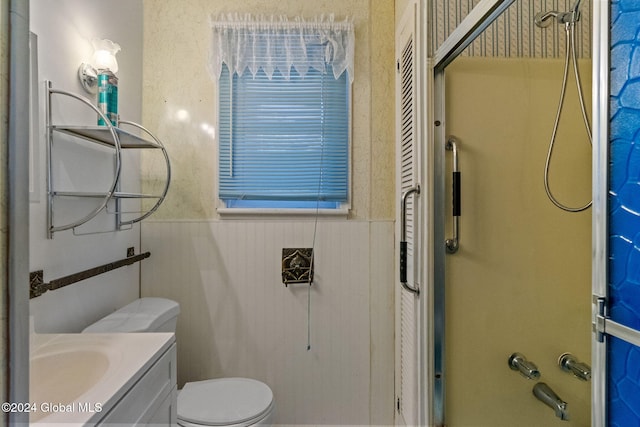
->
xmin=29 ymin=0 xmax=144 ymax=334
xmin=142 ymin=0 xmax=395 ymax=221
xmin=431 ymin=0 xmax=592 ymax=58
xmin=141 ymin=1 xmax=396 ymax=425
xmin=608 ymin=1 xmax=640 ymax=424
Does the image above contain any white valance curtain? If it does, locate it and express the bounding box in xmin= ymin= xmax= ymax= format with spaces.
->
xmin=209 ymin=13 xmax=354 ymax=83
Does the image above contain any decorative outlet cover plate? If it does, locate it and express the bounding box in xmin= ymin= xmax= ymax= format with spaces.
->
xmin=282 ymin=248 xmax=314 ymax=286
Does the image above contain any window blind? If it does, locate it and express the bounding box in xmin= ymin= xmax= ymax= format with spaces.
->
xmin=218 ymin=64 xmax=349 ymax=206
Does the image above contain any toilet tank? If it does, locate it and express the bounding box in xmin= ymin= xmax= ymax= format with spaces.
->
xmin=82 ymin=297 xmax=180 ymax=333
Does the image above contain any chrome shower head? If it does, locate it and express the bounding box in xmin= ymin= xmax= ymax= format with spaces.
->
xmin=534 ymin=11 xmax=560 ymax=28
xmin=535 ymin=0 xmax=585 ymax=28
xmin=535 ymin=8 xmax=581 ymax=28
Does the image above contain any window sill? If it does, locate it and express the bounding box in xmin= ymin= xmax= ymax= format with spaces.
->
xmin=217 ymin=207 xmax=350 ymax=219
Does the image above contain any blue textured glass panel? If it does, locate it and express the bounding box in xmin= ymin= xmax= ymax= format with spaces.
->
xmin=610 ymin=0 xmax=640 ymax=333
xmin=609 ymin=2 xmax=640 ymax=426
xmin=608 ymin=336 xmax=640 ymax=425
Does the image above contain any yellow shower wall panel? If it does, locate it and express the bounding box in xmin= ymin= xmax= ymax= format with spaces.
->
xmin=142 ymin=0 xmax=395 ymax=221
xmin=444 ymin=57 xmax=592 ymax=426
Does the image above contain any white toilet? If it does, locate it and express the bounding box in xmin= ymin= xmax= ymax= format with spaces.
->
xmin=83 ymin=297 xmax=275 ymax=427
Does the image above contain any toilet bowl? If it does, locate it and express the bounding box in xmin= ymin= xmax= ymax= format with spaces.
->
xmin=178 ymin=378 xmax=274 ymax=427
xmin=82 ymin=297 xmax=275 ymax=427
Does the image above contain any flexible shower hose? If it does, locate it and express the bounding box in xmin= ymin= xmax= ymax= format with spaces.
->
xmin=543 ymin=21 xmax=592 ymax=212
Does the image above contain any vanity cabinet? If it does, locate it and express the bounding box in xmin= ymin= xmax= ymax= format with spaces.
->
xmin=45 ymin=81 xmax=171 ymax=238
xmin=97 ymin=342 xmax=177 ymax=426
xmin=30 ymin=333 xmax=177 ymax=426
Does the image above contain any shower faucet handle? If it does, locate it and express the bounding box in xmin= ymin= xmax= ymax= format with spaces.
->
xmin=558 ymin=353 xmax=591 ymax=381
xmin=509 ymin=352 xmax=541 ymax=380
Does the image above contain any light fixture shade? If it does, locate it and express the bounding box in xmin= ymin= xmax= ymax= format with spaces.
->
xmin=91 ymin=38 xmax=121 ymax=73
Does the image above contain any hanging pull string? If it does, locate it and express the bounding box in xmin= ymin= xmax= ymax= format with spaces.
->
xmin=307 ymin=244 xmax=314 ymax=351
xmin=307 ymin=157 xmax=322 ymax=351
xmin=307 ymin=76 xmax=328 ymax=351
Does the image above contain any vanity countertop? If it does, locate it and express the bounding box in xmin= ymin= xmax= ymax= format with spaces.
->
xmin=29 ymin=332 xmax=175 ymax=425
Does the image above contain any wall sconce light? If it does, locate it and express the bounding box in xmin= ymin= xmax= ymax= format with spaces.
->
xmin=78 ymin=38 xmax=121 ymax=94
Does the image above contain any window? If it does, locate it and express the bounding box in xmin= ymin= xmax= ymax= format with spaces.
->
xmin=210 ymin=14 xmax=354 ymax=211
xmin=218 ymin=64 xmax=349 ymax=209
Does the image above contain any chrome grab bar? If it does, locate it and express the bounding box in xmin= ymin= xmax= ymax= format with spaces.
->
xmin=446 ymin=136 xmax=460 ymax=253
xmin=400 ymin=184 xmax=420 ymax=295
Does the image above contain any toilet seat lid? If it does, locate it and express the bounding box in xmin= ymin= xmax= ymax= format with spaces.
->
xmin=178 ymin=378 xmax=274 ymax=426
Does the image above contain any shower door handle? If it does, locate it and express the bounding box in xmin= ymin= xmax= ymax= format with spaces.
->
xmin=446 ymin=137 xmax=460 ymax=254
xmin=400 ymin=184 xmax=420 ymax=294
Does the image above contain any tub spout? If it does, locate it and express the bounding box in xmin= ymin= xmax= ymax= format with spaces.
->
xmin=533 ymin=382 xmax=570 ymax=421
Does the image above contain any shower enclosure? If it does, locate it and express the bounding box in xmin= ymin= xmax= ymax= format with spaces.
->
xmin=393 ymin=0 xmax=639 ymax=425
xmin=439 ymin=6 xmax=592 ymax=424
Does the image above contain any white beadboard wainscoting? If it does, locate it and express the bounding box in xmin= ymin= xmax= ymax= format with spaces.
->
xmin=141 ymin=219 xmax=395 ymax=426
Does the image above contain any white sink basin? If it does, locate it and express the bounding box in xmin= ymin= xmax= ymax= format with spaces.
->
xmin=29 ymin=332 xmax=174 ymax=425
xmin=30 ymin=346 xmax=109 ymax=422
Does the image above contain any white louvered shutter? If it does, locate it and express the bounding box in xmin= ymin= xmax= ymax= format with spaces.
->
xmin=395 ymin=2 xmax=421 ymax=425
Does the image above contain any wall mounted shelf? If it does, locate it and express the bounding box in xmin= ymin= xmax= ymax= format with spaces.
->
xmin=45 ymin=81 xmax=171 ymax=238
xmin=51 ymin=125 xmax=164 ymax=149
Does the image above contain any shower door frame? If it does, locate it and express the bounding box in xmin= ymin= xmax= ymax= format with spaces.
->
xmin=591 ymin=2 xmax=608 ymax=426
xmin=430 ymin=2 xmax=517 ymax=425
xmin=591 ymin=1 xmax=640 ymax=426
xmin=429 ymin=0 xmax=608 ymax=426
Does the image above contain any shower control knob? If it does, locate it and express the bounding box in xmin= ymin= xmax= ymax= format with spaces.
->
xmin=509 ymin=352 xmax=541 ymax=380
xmin=558 ymin=352 xmax=591 ymax=381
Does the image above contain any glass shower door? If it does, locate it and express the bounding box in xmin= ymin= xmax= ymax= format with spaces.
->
xmin=432 ymin=1 xmax=595 ymax=426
